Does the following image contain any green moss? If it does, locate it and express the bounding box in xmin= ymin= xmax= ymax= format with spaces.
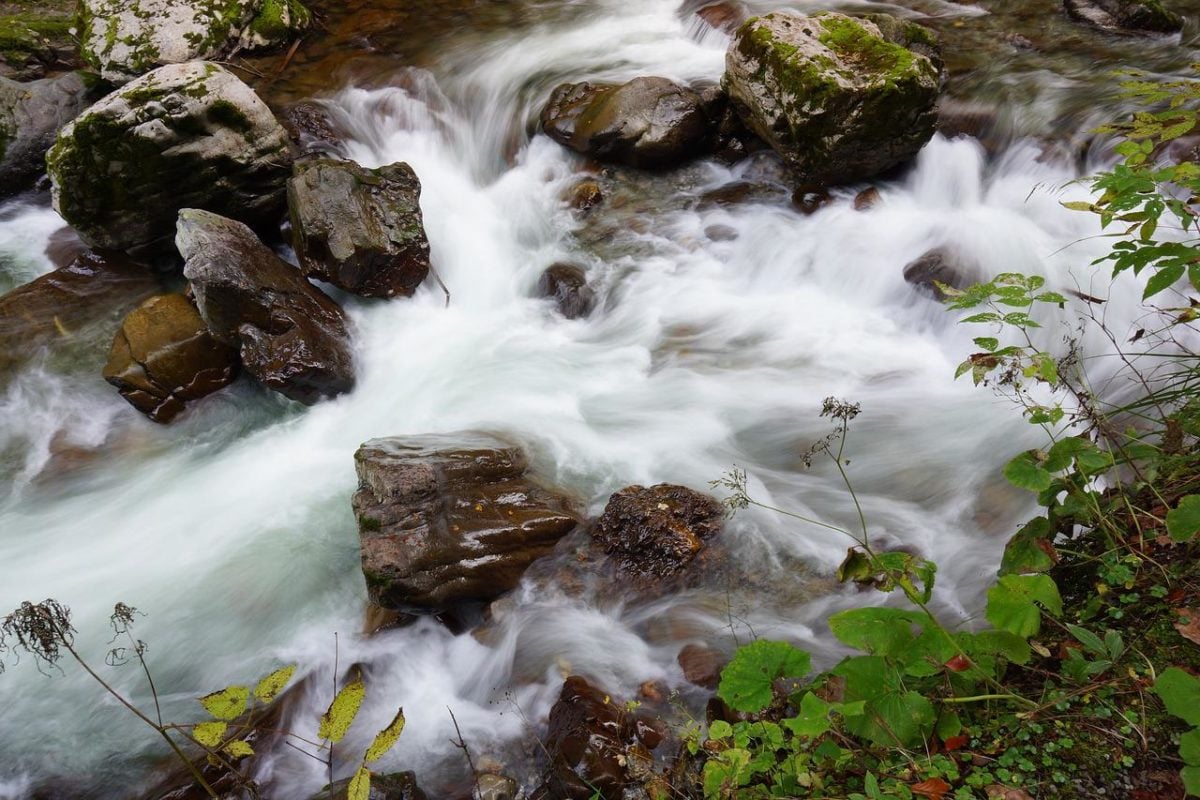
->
xmin=207 ymin=97 xmax=253 ymax=132
xmin=358 ymin=515 xmax=382 ymax=532
xmin=0 ymin=11 xmax=74 ymax=64
xmin=245 ymin=0 xmax=309 ymax=44
xmin=815 ymin=14 xmax=915 ymax=81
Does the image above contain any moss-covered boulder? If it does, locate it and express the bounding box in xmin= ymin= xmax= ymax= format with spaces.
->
xmin=78 ymin=0 xmax=310 ymax=84
xmin=46 ymin=61 xmax=292 ymax=253
xmin=722 ymin=11 xmax=941 ymax=186
xmin=0 ymin=71 xmax=97 ymax=198
xmin=287 ymin=158 xmax=431 ymax=299
xmin=541 ymin=76 xmax=716 ymax=169
xmin=0 ymin=0 xmax=80 ymax=80
xmin=1064 ymin=0 xmax=1183 ymax=34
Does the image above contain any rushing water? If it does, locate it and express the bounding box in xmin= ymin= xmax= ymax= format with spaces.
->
xmin=2 ymin=0 xmax=1199 ymax=797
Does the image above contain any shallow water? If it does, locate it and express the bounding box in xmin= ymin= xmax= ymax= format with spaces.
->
xmin=2 ymin=0 xmax=1199 ymax=797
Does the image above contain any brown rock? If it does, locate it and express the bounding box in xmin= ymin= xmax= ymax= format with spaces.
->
xmin=567 ymin=179 xmax=604 ymax=211
xmin=678 ymin=643 xmax=725 ymax=689
xmin=103 ymin=294 xmax=239 ymax=423
xmin=902 ymin=246 xmax=980 ymax=300
xmin=282 ymin=100 xmax=344 ymax=155
xmin=592 ymin=484 xmax=724 ymax=577
xmin=792 ymin=187 xmax=831 ymax=215
xmin=853 ymin=187 xmax=881 ymax=211
xmin=696 ymin=2 xmax=747 ymax=33
xmin=536 ymin=263 xmax=595 ymax=320
xmin=352 ymin=432 xmax=580 ymax=613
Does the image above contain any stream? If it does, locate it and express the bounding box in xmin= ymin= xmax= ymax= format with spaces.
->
xmin=2 ymin=0 xmax=1200 ymax=797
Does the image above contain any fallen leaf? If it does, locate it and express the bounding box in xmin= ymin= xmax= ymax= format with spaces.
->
xmin=943 ymin=734 xmax=970 ymax=751
xmin=912 ymin=777 xmax=951 ymax=799
xmin=945 ymin=655 xmax=971 ymax=673
xmin=985 ymin=786 xmax=1034 ymax=800
xmin=1175 ymin=608 xmax=1200 ymax=646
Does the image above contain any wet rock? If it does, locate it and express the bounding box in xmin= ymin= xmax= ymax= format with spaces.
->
xmin=792 ymin=187 xmax=831 ymax=215
xmin=695 ymin=2 xmax=748 ymax=34
xmin=47 ymin=62 xmax=293 ymax=253
xmin=475 ymin=774 xmax=519 ymax=800
xmin=283 ymin=100 xmax=344 ymax=155
xmin=697 ymin=84 xmax=763 ymax=163
xmin=592 ymin=484 xmax=724 ymax=577
xmin=79 ymin=0 xmax=311 ymax=84
xmin=699 ymin=181 xmax=788 ymax=208
xmin=937 ymin=98 xmax=1001 ymax=145
xmin=288 ymin=158 xmax=431 ymax=299
xmin=705 ymin=224 xmax=738 ymax=241
xmin=678 ymin=643 xmax=725 ymax=689
xmin=853 ymin=187 xmax=881 ymax=210
xmin=176 ymin=208 xmax=356 ymax=405
xmin=352 ymin=432 xmax=580 ymax=613
xmin=0 ymin=72 xmax=98 ymax=199
xmin=0 ymin=250 xmax=161 ymax=378
xmin=102 ymin=293 xmax=239 ymax=423
xmin=902 ymin=246 xmax=979 ymax=299
xmin=858 ymin=12 xmax=945 ymax=73
xmin=536 ymin=263 xmax=595 ymax=319
xmin=1064 ymin=0 xmax=1183 ymax=34
xmin=44 ymin=227 xmax=85 ymax=269
xmin=566 ymin=179 xmax=604 ymax=211
xmin=316 ymin=771 xmax=428 ymax=800
xmin=723 ymin=11 xmax=941 ymax=186
xmin=534 ymin=676 xmax=663 ymax=800
xmin=541 ymin=76 xmax=715 ymax=170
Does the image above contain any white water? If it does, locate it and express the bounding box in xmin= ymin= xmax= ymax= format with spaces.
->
xmin=0 ymin=1 xmax=1172 ymax=797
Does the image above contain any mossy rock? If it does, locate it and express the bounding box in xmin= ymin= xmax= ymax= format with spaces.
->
xmin=241 ymin=0 xmax=310 ymax=48
xmin=1064 ymin=0 xmax=1183 ymax=34
xmin=0 ymin=0 xmax=80 ymax=80
xmin=722 ymin=10 xmax=941 ymax=186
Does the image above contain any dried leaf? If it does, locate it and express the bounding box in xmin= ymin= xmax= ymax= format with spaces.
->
xmin=913 ymin=777 xmax=951 ymax=799
xmin=943 ymin=734 xmax=970 ymax=751
xmin=1174 ymin=608 xmax=1200 ymax=647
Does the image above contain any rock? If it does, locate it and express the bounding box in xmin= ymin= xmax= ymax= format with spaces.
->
xmin=47 ymin=62 xmax=293 ymax=253
xmin=591 ymin=484 xmax=724 ymax=577
xmin=678 ymin=643 xmax=725 ymax=689
xmin=1064 ymin=0 xmax=1183 ymax=34
xmin=541 ymin=76 xmax=715 ymax=170
xmin=176 ymin=208 xmax=356 ymax=405
xmin=0 ymin=1 xmax=80 ymax=81
xmin=698 ymin=181 xmax=788 ymax=208
xmin=722 ymin=11 xmax=941 ymax=186
xmin=853 ymin=187 xmax=881 ymax=210
xmin=536 ymin=263 xmax=595 ymax=319
xmin=102 ymin=293 xmax=239 ymax=423
xmin=352 ymin=433 xmax=580 ymax=613
xmin=315 ymin=771 xmax=428 ymax=800
xmin=79 ymin=0 xmax=311 ymax=84
xmin=535 ymin=676 xmax=664 ymax=800
xmin=695 ymin=2 xmax=748 ymax=34
xmin=858 ymin=12 xmax=944 ymax=73
xmin=0 ymin=250 xmax=161 ymax=378
xmin=0 ymin=72 xmax=97 ymax=199
xmin=566 ymin=179 xmax=604 ymax=211
xmin=792 ymin=187 xmax=831 ymax=215
xmin=45 ymin=227 xmax=85 ymax=269
xmin=288 ymin=158 xmax=431 ymax=299
xmin=902 ymin=246 xmax=979 ymax=299
xmin=282 ymin=100 xmax=344 ymax=155
xmin=475 ymin=774 xmax=518 ymax=800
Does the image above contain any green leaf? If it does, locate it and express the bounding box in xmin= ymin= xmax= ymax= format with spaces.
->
xmin=1179 ymin=729 xmax=1200 ymax=765
xmin=254 ymin=665 xmax=297 ymax=704
xmin=1155 ymin=668 xmax=1200 ymax=726
xmin=834 ymin=657 xmax=936 ymax=747
xmin=961 ymin=630 xmax=1032 ymax=665
xmin=986 ymin=574 xmax=1062 ymax=637
xmin=1003 ymin=451 xmax=1053 ymax=492
xmin=1167 ymin=496 xmax=1200 ymax=542
xmin=782 ymin=692 xmax=832 ymax=739
xmin=365 ymin=708 xmax=406 ymax=762
xmin=1001 ymin=518 xmax=1056 ymax=576
xmin=192 ymin=721 xmax=227 ymax=748
xmin=1061 ymin=200 xmax=1096 ymax=212
xmin=708 ymin=719 xmax=733 ymax=740
xmin=198 ymin=686 xmax=250 ymax=721
xmin=1182 ymin=765 xmax=1200 ymax=796
xmin=347 ymin=766 xmax=371 ymax=800
xmin=1066 ymin=624 xmax=1106 ymax=656
xmin=828 ymin=608 xmax=924 ymax=656
xmin=319 ymin=679 xmax=366 ymax=743
xmin=717 ymin=640 xmax=811 ymax=713
xmin=1144 ymin=262 xmax=1185 ymax=299
xmin=936 ymin=710 xmax=962 ymax=740
xmin=837 ymin=548 xmax=873 ymax=583
xmin=224 ymin=740 xmax=254 ymax=758
xmin=973 ymin=337 xmax=1000 ymax=351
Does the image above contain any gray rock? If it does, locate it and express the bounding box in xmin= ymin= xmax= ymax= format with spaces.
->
xmin=0 ymin=72 xmax=97 ymax=199
xmin=1064 ymin=0 xmax=1183 ymax=33
xmin=722 ymin=11 xmax=941 ymax=186
xmin=352 ymin=433 xmax=580 ymax=613
xmin=47 ymin=62 xmax=293 ymax=253
xmin=541 ymin=76 xmax=714 ymax=169
xmin=536 ymin=263 xmax=595 ymax=319
xmin=177 ymin=208 xmax=356 ymax=405
xmin=288 ymin=158 xmax=431 ymax=299
xmin=902 ymin=246 xmax=980 ymax=299
xmin=79 ymin=0 xmax=310 ymax=84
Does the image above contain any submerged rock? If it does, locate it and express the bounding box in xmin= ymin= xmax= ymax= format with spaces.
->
xmin=0 ymin=72 xmax=97 ymax=198
xmin=79 ymin=0 xmax=310 ymax=84
xmin=315 ymin=771 xmax=428 ymax=800
xmin=722 ymin=11 xmax=941 ymax=186
xmin=1064 ymin=0 xmax=1183 ymax=34
xmin=541 ymin=76 xmax=714 ymax=169
xmin=902 ymin=246 xmax=980 ymax=300
xmin=592 ymin=484 xmax=724 ymax=577
xmin=536 ymin=263 xmax=595 ymax=319
xmin=47 ymin=62 xmax=292 ymax=253
xmin=103 ymin=293 xmax=239 ymax=423
xmin=352 ymin=432 xmax=580 ymax=613
xmin=288 ymin=158 xmax=431 ymax=299
xmin=176 ymin=208 xmax=356 ymax=405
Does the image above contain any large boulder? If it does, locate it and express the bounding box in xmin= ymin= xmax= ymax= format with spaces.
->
xmin=176 ymin=208 xmax=356 ymax=405
xmin=1064 ymin=0 xmax=1183 ymax=33
xmin=0 ymin=72 xmax=97 ymax=198
xmin=352 ymin=433 xmax=580 ymax=613
xmin=102 ymin=293 xmax=239 ymax=423
xmin=287 ymin=158 xmax=431 ymax=299
xmin=541 ymin=76 xmax=715 ymax=170
xmin=47 ymin=62 xmax=292 ymax=253
xmin=722 ymin=11 xmax=941 ymax=186
xmin=78 ymin=0 xmax=310 ymax=84
xmin=591 ymin=484 xmax=724 ymax=577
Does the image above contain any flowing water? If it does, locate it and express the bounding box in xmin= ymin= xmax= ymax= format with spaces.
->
xmin=2 ymin=1 xmax=1199 ymax=797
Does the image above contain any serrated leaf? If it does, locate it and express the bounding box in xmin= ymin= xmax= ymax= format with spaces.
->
xmin=365 ymin=708 xmax=406 ymax=762
xmin=1168 ymin=496 xmax=1200 ymax=542
xmin=828 ymin=608 xmax=924 ymax=656
xmin=224 ymin=739 xmax=254 ymax=758
xmin=254 ymin=665 xmax=297 ymax=704
xmin=1155 ymin=668 xmax=1200 ymax=726
xmin=320 ymin=679 xmax=366 ymax=743
xmin=783 ymin=692 xmax=832 ymax=739
xmin=836 ymin=548 xmax=873 ymax=583
xmin=936 ymin=710 xmax=962 ymax=741
xmin=193 ymin=721 xmax=227 ymax=748
xmin=1003 ymin=451 xmax=1053 ymax=492
xmin=986 ymin=574 xmax=1062 ymax=637
xmin=199 ymin=686 xmax=250 ymax=721
xmin=717 ymin=640 xmax=811 ymax=713
xmin=347 ymin=766 xmax=371 ymax=800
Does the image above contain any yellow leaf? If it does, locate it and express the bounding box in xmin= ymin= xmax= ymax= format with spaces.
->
xmin=319 ymin=679 xmax=365 ymax=744
xmin=193 ymin=721 xmax=228 ymax=748
xmin=254 ymin=665 xmax=297 ymax=704
xmin=365 ymin=708 xmax=405 ymax=763
xmin=347 ymin=766 xmax=371 ymax=800
xmin=199 ymin=685 xmax=250 ymax=720
xmin=224 ymin=739 xmax=255 ymax=758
